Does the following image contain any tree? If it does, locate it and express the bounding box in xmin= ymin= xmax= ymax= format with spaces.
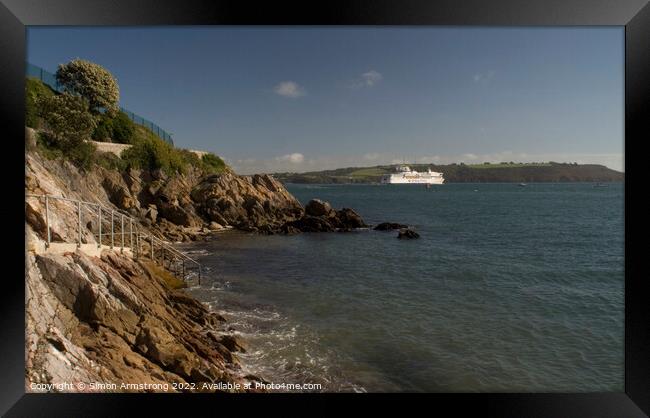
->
xmin=37 ymin=93 xmax=97 ymax=150
xmin=56 ymin=59 xmax=120 ymax=116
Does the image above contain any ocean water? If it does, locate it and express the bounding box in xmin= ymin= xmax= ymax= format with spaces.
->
xmin=181 ymin=182 xmax=624 ymax=392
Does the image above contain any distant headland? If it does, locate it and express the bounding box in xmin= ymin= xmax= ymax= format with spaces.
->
xmin=272 ymin=162 xmax=623 ymax=184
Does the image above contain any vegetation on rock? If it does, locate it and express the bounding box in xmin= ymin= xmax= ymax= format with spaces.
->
xmin=201 ymin=153 xmax=228 ymax=174
xmin=25 ymin=77 xmax=55 ymax=129
xmin=121 ymin=126 xmax=187 ymax=174
xmin=35 ymin=93 xmax=98 ymax=169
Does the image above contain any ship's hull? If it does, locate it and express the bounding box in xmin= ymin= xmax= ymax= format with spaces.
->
xmin=381 ymin=174 xmax=444 ymax=184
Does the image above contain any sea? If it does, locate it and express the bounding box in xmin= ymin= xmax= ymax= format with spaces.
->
xmin=179 ymin=182 xmax=624 ymax=392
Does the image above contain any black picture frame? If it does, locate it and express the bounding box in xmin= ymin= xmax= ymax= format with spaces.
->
xmin=2 ymin=0 xmax=648 ymax=416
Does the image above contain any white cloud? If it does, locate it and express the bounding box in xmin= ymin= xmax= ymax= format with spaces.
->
xmin=351 ymin=70 xmax=383 ymax=88
xmin=361 ymin=70 xmax=382 ymax=86
xmin=274 ymin=81 xmax=305 ymax=98
xmin=276 ymin=153 xmax=305 ymax=163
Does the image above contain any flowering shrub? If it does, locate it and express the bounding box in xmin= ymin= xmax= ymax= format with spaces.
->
xmin=56 ymin=59 xmax=120 ymax=116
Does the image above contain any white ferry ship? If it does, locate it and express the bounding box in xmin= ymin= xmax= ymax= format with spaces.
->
xmin=380 ymin=165 xmax=445 ymax=184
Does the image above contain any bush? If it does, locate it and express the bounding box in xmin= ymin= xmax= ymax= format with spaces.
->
xmin=92 ymin=111 xmax=135 ymax=143
xmin=201 ymin=153 xmax=227 ymax=174
xmin=35 ymin=129 xmax=97 ymax=169
xmin=120 ymin=126 xmax=229 ymax=176
xmin=35 ymin=134 xmax=64 ymax=160
xmin=25 ymin=77 xmax=55 ymax=129
xmin=67 ymin=140 xmax=97 ymax=170
xmin=178 ymin=149 xmax=202 ymax=167
xmin=95 ymin=151 xmax=128 ymax=171
xmin=37 ymin=93 xmax=97 ymax=150
xmin=110 ymin=111 xmax=135 ymax=143
xmin=56 ymin=59 xmax=120 ymax=115
xmin=92 ymin=116 xmax=113 ymax=141
xmin=121 ymin=129 xmax=185 ymax=175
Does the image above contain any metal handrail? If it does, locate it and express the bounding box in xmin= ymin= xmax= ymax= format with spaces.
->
xmin=25 ymin=193 xmax=202 ymax=283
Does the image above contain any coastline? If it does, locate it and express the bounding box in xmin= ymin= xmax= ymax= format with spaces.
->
xmin=23 ymin=146 xmax=299 ymax=392
xmin=25 ymin=140 xmax=624 ymax=393
xmin=24 ymin=143 xmax=374 ymax=392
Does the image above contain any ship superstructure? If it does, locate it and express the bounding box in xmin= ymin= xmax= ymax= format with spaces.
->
xmin=380 ymin=165 xmax=444 ymax=184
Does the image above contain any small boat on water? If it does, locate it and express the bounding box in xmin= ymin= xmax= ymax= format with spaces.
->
xmin=518 ymin=183 xmax=527 ymax=187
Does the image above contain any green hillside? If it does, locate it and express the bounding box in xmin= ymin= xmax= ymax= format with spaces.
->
xmin=272 ymin=162 xmax=623 ymax=184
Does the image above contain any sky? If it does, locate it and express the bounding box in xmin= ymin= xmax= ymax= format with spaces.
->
xmin=27 ymin=27 xmax=624 ymax=173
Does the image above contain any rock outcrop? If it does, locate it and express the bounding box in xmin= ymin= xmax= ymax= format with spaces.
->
xmin=23 ymin=133 xmax=393 ymax=394
xmin=25 ymin=230 xmax=260 ymax=392
xmin=190 ymin=172 xmax=304 ymax=231
xmin=25 ymin=148 xmax=274 ymax=392
xmin=283 ymin=200 xmax=368 ymax=233
xmin=397 ymin=229 xmax=420 ymax=239
xmin=374 ymin=222 xmax=408 ymax=231
xmin=25 ymin=145 xmax=304 ymax=243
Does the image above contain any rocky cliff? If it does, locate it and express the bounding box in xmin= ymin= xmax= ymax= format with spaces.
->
xmin=25 ymin=137 xmax=376 ymax=392
xmin=25 ymin=148 xmax=304 ymax=392
xmin=25 ymin=239 xmax=259 ymax=392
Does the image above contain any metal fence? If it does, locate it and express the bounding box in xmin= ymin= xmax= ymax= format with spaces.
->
xmin=26 ymin=194 xmax=202 ymax=284
xmin=26 ymin=63 xmax=174 ymax=145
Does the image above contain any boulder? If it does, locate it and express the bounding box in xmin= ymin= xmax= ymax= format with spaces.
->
xmin=374 ymin=222 xmax=408 ymax=231
xmin=289 ymin=216 xmax=335 ymax=232
xmin=397 ymin=229 xmax=420 ymax=239
xmin=208 ymin=221 xmax=223 ymax=231
xmin=334 ymin=208 xmax=367 ymax=229
xmin=305 ymin=199 xmax=333 ymax=217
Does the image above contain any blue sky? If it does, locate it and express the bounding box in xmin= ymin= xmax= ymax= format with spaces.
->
xmin=27 ymin=27 xmax=624 ymax=173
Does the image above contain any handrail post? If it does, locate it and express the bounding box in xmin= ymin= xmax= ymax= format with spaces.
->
xmin=97 ymin=206 xmax=102 ymax=248
xmin=111 ymin=211 xmax=114 ymax=248
xmin=78 ymin=201 xmax=82 ymax=247
xmin=150 ymin=235 xmax=154 ymax=260
xmin=129 ymin=219 xmax=133 ymax=253
xmin=44 ymin=196 xmax=51 ymax=248
xmin=121 ymin=215 xmax=125 ymax=253
xmin=182 ymin=260 xmax=185 ymax=279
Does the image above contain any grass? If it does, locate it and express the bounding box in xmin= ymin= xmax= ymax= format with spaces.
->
xmin=467 ymin=162 xmax=553 ymax=169
xmin=348 ymin=167 xmax=390 ymax=177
